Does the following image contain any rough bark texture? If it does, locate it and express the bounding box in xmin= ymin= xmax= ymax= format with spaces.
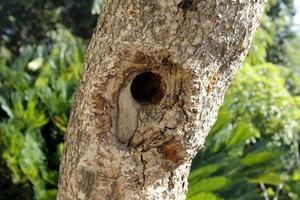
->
xmin=58 ymin=0 xmax=266 ymax=199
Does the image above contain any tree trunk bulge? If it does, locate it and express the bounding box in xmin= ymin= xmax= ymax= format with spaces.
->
xmin=58 ymin=0 xmax=266 ymax=199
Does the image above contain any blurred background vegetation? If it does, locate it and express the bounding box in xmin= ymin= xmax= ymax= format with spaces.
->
xmin=0 ymin=0 xmax=299 ymax=199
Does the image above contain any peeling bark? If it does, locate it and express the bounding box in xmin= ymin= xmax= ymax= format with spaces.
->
xmin=58 ymin=0 xmax=266 ymax=199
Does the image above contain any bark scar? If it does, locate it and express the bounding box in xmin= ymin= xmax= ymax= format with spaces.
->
xmin=140 ymin=152 xmax=146 ymax=189
xmin=206 ymin=72 xmax=220 ymax=94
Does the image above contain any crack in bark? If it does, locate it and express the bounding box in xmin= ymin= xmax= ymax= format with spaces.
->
xmin=108 ymin=181 xmax=120 ymax=200
xmin=177 ymin=0 xmax=194 ymax=26
xmin=140 ymin=152 xmax=146 ymax=189
xmin=167 ymin=171 xmax=175 ymax=191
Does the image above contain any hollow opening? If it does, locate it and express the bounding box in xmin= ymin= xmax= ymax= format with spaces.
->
xmin=130 ymin=71 xmax=165 ymax=104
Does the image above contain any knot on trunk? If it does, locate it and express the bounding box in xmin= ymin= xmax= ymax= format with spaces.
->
xmin=116 ymin=48 xmax=192 ymax=160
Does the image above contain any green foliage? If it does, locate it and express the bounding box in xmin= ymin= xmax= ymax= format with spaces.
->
xmin=188 ymin=176 xmax=230 ymax=197
xmin=246 ymin=0 xmax=297 ymax=66
xmin=188 ymin=61 xmax=300 ymax=200
xmin=0 ymin=0 xmax=99 ymax=54
xmin=0 ymin=27 xmax=85 ymax=199
xmin=188 ymin=2 xmax=300 ymax=199
xmin=188 ymin=193 xmax=220 ymax=200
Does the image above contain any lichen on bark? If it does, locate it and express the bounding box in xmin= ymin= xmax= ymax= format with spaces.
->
xmin=58 ymin=0 xmax=267 ymax=199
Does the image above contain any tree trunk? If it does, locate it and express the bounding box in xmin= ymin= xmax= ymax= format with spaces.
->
xmin=58 ymin=0 xmax=266 ymax=199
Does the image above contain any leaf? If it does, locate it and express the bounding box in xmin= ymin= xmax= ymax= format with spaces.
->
xmin=210 ymin=110 xmax=230 ymax=133
xmin=19 ymin=132 xmax=46 ymax=183
xmin=226 ymin=121 xmax=259 ymax=149
xmin=25 ymin=98 xmax=48 ymax=130
xmin=92 ymin=0 xmax=103 ymax=14
xmin=241 ymin=150 xmax=279 ymax=167
xmin=249 ymin=173 xmax=282 ymax=186
xmin=189 ymin=164 xmax=219 ymax=182
xmin=35 ymin=76 xmax=49 ymax=89
xmin=53 ymin=115 xmax=67 ymax=133
xmin=1 ymin=125 xmax=25 ymax=183
xmin=57 ymin=143 xmax=64 ymax=159
xmin=45 ymin=189 xmax=58 ymax=200
xmin=187 ymin=192 xmax=219 ymax=200
xmin=291 ymin=170 xmax=300 ymax=181
xmin=28 ymin=57 xmax=43 ymax=71
xmin=0 ymin=95 xmax=13 ymax=118
xmin=188 ymin=176 xmax=230 ymax=197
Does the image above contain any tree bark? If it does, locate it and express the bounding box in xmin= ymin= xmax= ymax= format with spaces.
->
xmin=58 ymin=0 xmax=266 ymax=199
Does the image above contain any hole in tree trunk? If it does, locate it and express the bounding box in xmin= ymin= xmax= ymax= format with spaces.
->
xmin=130 ymin=72 xmax=165 ymax=104
xmin=177 ymin=0 xmax=194 ymax=12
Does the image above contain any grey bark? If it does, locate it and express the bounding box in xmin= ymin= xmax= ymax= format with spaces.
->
xmin=58 ymin=0 xmax=266 ymax=199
